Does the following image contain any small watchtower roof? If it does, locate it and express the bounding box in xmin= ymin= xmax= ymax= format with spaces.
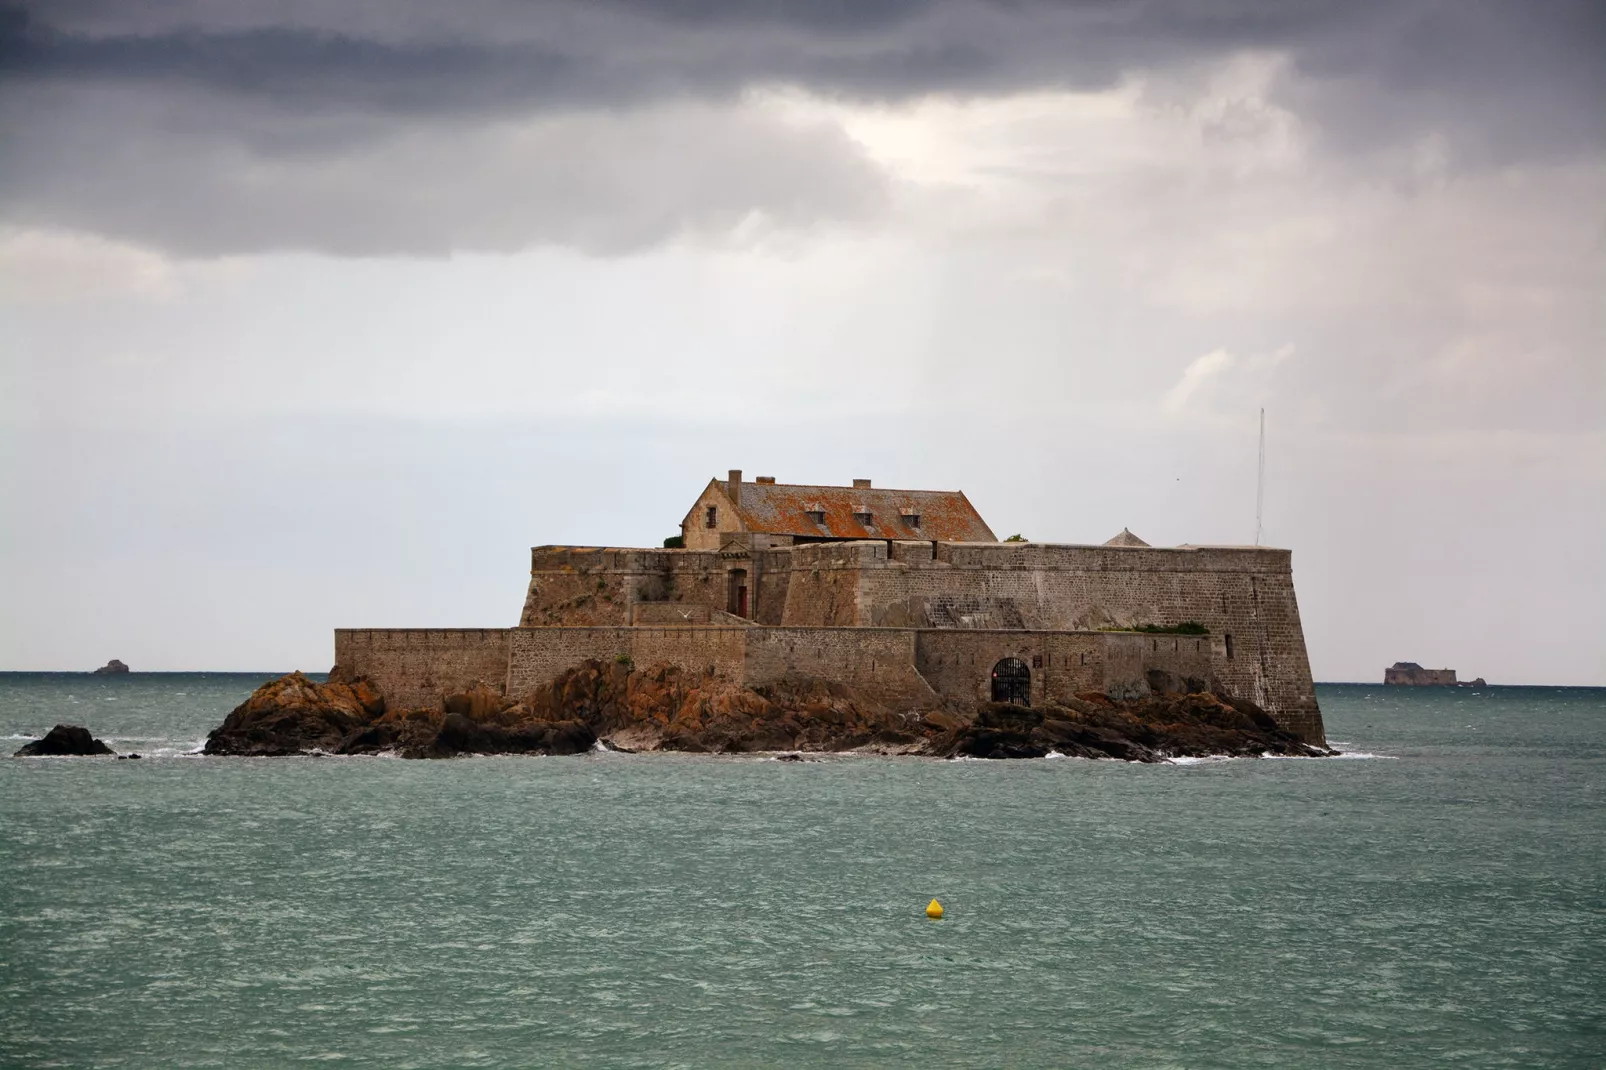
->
xmin=1104 ymin=528 xmax=1150 ymax=547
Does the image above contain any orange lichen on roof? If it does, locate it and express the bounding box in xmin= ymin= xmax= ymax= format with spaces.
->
xmin=728 ymin=481 xmax=995 ymax=542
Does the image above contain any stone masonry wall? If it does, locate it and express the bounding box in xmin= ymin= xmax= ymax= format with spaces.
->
xmin=780 ymin=541 xmax=884 ymax=626
xmin=513 ymin=539 xmax=1320 ymax=738
xmin=743 ymin=628 xmax=933 ymax=707
xmin=333 ymin=621 xmax=1320 ymax=744
xmin=915 ymin=630 xmax=1106 ymax=708
xmin=505 ymin=626 xmax=748 ymax=698
xmin=334 ymin=629 xmax=512 ymax=712
xmin=521 ymin=548 xmax=730 ymax=627
xmin=851 ymin=542 xmax=1318 ymax=725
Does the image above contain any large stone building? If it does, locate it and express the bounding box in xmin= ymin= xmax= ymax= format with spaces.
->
xmin=335 ymin=471 xmax=1326 ymax=744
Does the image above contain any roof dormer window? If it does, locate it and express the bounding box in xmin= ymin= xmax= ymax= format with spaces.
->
xmin=806 ymin=509 xmax=825 ymax=525
xmin=854 ymin=511 xmax=873 ymax=526
xmin=903 ymin=513 xmax=921 ymax=528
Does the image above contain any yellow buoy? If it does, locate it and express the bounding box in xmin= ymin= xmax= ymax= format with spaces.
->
xmin=926 ymin=898 xmax=944 ymax=919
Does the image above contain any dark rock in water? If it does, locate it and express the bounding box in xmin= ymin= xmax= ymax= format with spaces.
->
xmin=15 ymin=725 xmax=115 ymax=756
xmin=425 ymin=712 xmax=596 ymax=758
xmin=203 ymin=672 xmax=384 ymax=756
xmin=929 ymin=691 xmax=1330 ymax=762
xmin=117 ymin=753 xmax=142 ymax=760
xmin=92 ymin=659 xmax=130 ymax=675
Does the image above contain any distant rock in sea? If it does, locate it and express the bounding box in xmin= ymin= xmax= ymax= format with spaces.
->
xmin=1384 ymin=662 xmax=1488 ymax=687
xmin=92 ymin=659 xmax=130 ymax=675
xmin=14 ymin=725 xmax=115 ymax=756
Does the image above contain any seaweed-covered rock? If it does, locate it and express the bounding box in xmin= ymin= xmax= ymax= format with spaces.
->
xmin=14 ymin=725 xmax=115 ymax=756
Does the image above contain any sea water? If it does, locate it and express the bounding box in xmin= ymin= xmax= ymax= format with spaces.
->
xmin=2 ymin=675 xmax=1602 ymax=1068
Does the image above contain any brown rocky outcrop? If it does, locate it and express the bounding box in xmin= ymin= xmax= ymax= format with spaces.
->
xmin=203 ymin=672 xmax=385 ymax=756
xmin=203 ymin=662 xmax=1333 ymax=761
xmin=92 ymin=660 xmax=130 ymax=675
xmin=15 ymin=725 xmax=115 ymax=756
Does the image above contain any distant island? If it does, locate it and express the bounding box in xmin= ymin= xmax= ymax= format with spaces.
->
xmin=92 ymin=659 xmax=130 ymax=675
xmin=1385 ymin=662 xmax=1487 ymax=688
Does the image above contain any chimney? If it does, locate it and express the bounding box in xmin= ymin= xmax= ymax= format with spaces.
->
xmin=852 ymin=478 xmax=872 ymax=489
xmin=755 ymin=476 xmax=776 ymax=484
xmin=727 ymin=469 xmax=742 ymax=505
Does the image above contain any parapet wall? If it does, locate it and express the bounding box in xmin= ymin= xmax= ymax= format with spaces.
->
xmin=334 ymin=629 xmax=511 ymax=712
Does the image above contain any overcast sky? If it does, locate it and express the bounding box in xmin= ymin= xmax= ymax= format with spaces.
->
xmin=2 ymin=0 xmax=1602 ymax=683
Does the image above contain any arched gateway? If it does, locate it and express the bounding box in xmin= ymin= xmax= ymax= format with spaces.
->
xmin=991 ymin=657 xmax=1031 ymax=705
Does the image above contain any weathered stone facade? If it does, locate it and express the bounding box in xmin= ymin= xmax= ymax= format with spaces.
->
xmin=335 ymin=473 xmax=1327 ymax=745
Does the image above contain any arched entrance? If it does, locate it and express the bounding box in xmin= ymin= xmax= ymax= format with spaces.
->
xmin=991 ymin=657 xmax=1031 ymax=705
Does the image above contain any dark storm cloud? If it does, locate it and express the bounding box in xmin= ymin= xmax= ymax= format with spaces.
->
xmin=1 ymin=0 xmax=1600 ymax=255
xmin=6 ymin=1 xmax=1601 ymax=141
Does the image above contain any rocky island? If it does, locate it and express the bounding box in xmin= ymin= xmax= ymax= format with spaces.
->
xmin=92 ymin=659 xmax=130 ymax=674
xmin=205 ymin=469 xmax=1333 ymax=761
xmin=1384 ymin=662 xmax=1487 ymax=688
xmin=203 ymin=662 xmax=1333 ymax=762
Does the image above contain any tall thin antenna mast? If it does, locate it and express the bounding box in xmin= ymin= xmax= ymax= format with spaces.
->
xmin=1255 ymin=408 xmax=1265 ymax=546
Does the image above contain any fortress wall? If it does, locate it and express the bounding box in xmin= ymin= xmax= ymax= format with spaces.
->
xmin=505 ymin=626 xmax=749 ymax=697
xmin=780 ymin=542 xmax=883 ymax=626
xmin=742 ymin=628 xmax=931 ymax=706
xmin=853 ymin=543 xmax=1319 ymax=730
xmin=753 ymin=548 xmax=794 ymax=625
xmin=522 ymin=547 xmax=730 ymax=627
xmin=334 ymin=629 xmax=511 ymax=712
xmin=630 ymin=603 xmax=712 ymax=625
xmin=915 ymin=630 xmax=1106 ymax=707
xmin=1102 ymin=633 xmax=1215 ymax=700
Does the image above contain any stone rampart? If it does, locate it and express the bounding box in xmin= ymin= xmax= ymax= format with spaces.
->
xmin=915 ymin=630 xmax=1106 ymax=707
xmin=334 ymin=629 xmax=511 ymax=712
xmin=851 ymin=542 xmax=1316 ymax=721
xmin=505 ymin=626 xmax=749 ymax=697
xmin=332 ymin=620 xmax=1321 ymax=745
xmin=511 ymin=538 xmax=1320 ymax=734
xmin=744 ymin=628 xmax=932 ymax=706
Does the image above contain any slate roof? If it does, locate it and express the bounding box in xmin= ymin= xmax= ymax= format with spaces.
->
xmin=1103 ymin=528 xmax=1151 ymax=547
xmin=719 ymin=480 xmax=996 ymax=542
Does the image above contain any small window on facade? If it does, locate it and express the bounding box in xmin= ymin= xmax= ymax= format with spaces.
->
xmin=1032 ymin=654 xmax=1043 ymax=669
xmin=854 ymin=511 xmax=872 ymax=526
xmin=1225 ymin=633 xmax=1234 ymax=660
xmin=705 ymin=505 xmax=717 ymax=528
xmin=807 ymin=510 xmax=825 ymax=525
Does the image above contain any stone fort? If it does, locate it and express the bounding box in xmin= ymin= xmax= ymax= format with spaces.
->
xmin=334 ymin=470 xmax=1326 ymax=744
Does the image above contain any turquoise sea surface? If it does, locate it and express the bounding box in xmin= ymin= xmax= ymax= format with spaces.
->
xmin=2 ymin=675 xmax=1602 ymax=1068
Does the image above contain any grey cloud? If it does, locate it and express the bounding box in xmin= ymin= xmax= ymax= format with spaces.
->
xmin=7 ymin=2 xmax=1601 ymax=141
xmin=0 ymin=83 xmax=889 ymax=256
xmin=1 ymin=0 xmax=1600 ymax=256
